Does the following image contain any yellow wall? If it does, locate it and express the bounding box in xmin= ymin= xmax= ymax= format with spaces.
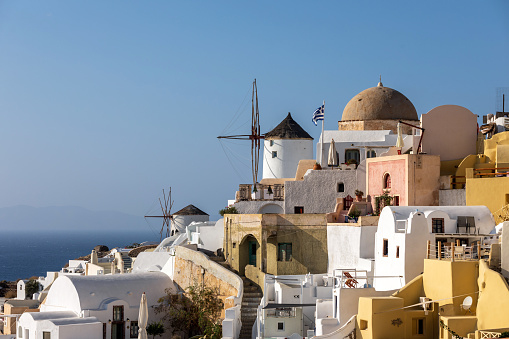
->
xmin=224 ymin=213 xmax=328 ymax=276
xmin=356 ymin=297 xmax=437 ymax=339
xmin=440 ymin=316 xmax=477 ymax=339
xmin=422 ymin=260 xmax=478 ymax=315
xmin=476 ymin=260 xmax=509 ymax=330
xmin=466 ymin=176 xmax=509 ymax=219
xmin=483 ymin=132 xmax=509 ymax=165
xmin=392 ymin=274 xmax=424 ymax=307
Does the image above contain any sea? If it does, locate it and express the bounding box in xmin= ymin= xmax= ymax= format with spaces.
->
xmin=0 ymin=229 xmax=160 ymax=282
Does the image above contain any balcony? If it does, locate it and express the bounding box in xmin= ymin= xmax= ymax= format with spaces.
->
xmin=236 ymin=184 xmax=284 ymax=202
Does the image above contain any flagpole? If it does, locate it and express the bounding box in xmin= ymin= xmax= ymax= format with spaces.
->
xmin=320 ymin=100 xmax=324 ymax=166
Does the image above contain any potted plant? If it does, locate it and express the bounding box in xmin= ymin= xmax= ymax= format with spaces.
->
xmin=313 ymin=162 xmax=322 ymax=170
xmin=348 ymin=207 xmax=361 ymax=222
xmin=355 ymin=189 xmax=364 ymax=201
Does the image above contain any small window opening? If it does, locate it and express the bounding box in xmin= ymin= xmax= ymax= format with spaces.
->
xmin=337 ymin=183 xmax=345 ymax=192
xmin=272 ymin=151 xmax=277 ymax=158
xmin=396 ymin=246 xmax=400 ymax=258
xmin=294 ymin=206 xmax=304 ymax=214
xmin=383 ymin=239 xmax=389 ymax=257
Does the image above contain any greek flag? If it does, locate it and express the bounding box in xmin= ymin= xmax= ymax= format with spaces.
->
xmin=312 ymin=104 xmax=324 ymax=126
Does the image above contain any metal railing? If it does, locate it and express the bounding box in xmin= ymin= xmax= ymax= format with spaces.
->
xmin=473 ymin=167 xmax=509 ymax=178
xmin=266 ymin=308 xmax=296 ymax=318
xmin=426 ymin=241 xmax=490 ymax=261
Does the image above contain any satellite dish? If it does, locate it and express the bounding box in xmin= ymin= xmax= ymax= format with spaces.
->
xmin=461 ymin=296 xmax=473 ymax=314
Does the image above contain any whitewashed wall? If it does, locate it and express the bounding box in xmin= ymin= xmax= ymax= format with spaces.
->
xmin=263 ymin=139 xmax=313 ymax=179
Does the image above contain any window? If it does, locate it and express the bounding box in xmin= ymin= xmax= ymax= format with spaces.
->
xmin=294 ymin=206 xmax=304 ymax=214
xmin=25 ymin=329 xmax=29 ymax=339
xmin=383 ymin=173 xmax=391 ymax=189
xmin=278 ymin=243 xmax=292 ymax=261
xmin=367 ymin=149 xmax=376 ymax=158
xmin=113 ymin=306 xmax=124 ymax=321
xmin=19 ymin=327 xmax=23 ymax=338
xmin=337 ymin=183 xmax=345 ymax=193
xmin=393 ymin=195 xmax=399 ymax=206
xmin=130 ymin=321 xmax=139 ymax=338
xmin=270 ymin=140 xmax=274 ymax=146
xmin=103 ymin=323 xmax=107 ymax=339
xmin=432 ymin=218 xmax=444 ymax=233
xmin=413 ymin=318 xmax=425 ymax=335
xmin=272 ymin=151 xmax=277 ymax=158
xmin=383 ymin=239 xmax=389 ymax=257
xmin=396 ymin=246 xmax=400 ymax=258
xmin=345 ymin=149 xmax=360 ymax=164
xmin=277 ymin=321 xmax=284 ymax=331
xmin=43 ymin=332 xmax=51 ymax=339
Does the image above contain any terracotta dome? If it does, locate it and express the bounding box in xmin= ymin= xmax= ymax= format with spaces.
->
xmin=341 ymin=82 xmax=418 ymax=121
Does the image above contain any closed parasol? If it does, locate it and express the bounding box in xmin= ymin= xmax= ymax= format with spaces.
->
xmin=328 ymin=139 xmax=338 ymax=167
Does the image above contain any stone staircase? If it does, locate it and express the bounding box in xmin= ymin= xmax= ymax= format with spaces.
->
xmin=240 ymin=277 xmax=262 ymax=339
xmin=207 ymin=253 xmax=263 ymax=339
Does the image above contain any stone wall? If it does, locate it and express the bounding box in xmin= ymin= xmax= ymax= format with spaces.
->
xmin=285 ymin=169 xmax=357 ymax=214
xmin=439 ymin=189 xmax=466 ymax=206
xmin=173 ymin=246 xmax=242 ymax=317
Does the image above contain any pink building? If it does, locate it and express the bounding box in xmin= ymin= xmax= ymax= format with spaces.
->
xmin=366 ymin=154 xmax=440 ymax=213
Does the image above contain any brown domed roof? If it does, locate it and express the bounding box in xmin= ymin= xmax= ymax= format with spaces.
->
xmin=341 ymin=83 xmax=418 ymax=121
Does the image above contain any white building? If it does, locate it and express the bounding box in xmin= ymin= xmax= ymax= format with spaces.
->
xmin=171 ymin=204 xmax=209 ymax=235
xmin=262 ymin=113 xmax=313 ymax=180
xmin=373 ymin=205 xmax=496 ymax=290
xmin=18 ymin=272 xmax=176 ymax=339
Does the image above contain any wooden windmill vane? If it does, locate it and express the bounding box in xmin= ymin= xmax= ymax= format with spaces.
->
xmin=217 ymin=79 xmax=264 ymax=187
xmin=144 ymin=188 xmax=174 ymax=241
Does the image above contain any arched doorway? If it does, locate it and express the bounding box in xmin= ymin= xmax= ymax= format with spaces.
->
xmin=239 ymin=235 xmax=259 ymax=276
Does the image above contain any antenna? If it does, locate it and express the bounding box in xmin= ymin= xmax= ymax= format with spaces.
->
xmin=496 ymin=87 xmax=509 ymax=114
xmin=144 ymin=188 xmax=174 ymax=241
xmin=461 ymin=296 xmax=473 ymax=314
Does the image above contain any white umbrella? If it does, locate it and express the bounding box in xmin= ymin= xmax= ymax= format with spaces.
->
xmin=328 ymin=139 xmax=338 ymax=167
xmin=138 ymin=292 xmax=148 ymax=339
xmin=396 ymin=122 xmax=404 ymax=148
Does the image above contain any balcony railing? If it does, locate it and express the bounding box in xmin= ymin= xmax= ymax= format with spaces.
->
xmin=266 ymin=308 xmax=296 ymax=317
xmin=473 ymin=167 xmax=509 ymax=178
xmin=426 ymin=241 xmax=491 ymax=261
xmin=237 ymin=184 xmax=284 ymax=202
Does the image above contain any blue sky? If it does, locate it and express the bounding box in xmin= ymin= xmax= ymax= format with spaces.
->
xmin=0 ymin=1 xmax=508 ymax=220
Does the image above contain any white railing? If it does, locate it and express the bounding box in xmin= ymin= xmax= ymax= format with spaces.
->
xmin=332 ymin=269 xmax=371 ymax=289
xmin=426 ymin=242 xmax=490 ymax=261
xmin=480 ymin=331 xmax=502 ymax=338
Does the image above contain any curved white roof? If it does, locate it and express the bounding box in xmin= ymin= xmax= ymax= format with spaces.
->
xmin=42 ymin=272 xmax=175 ymax=314
xmin=381 ymin=205 xmax=496 ymax=234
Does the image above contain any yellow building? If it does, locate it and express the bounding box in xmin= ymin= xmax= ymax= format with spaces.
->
xmin=223 ymin=213 xmax=328 ymax=284
xmin=356 ymin=256 xmax=509 ymax=339
xmin=442 ymin=131 xmax=509 ymax=222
